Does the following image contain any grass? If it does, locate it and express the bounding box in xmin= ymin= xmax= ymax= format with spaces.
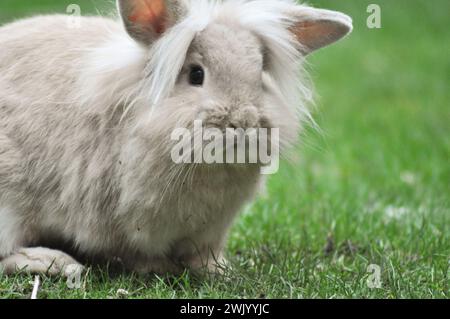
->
xmin=0 ymin=0 xmax=449 ymax=299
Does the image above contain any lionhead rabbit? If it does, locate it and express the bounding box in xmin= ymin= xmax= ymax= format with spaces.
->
xmin=0 ymin=0 xmax=351 ymax=275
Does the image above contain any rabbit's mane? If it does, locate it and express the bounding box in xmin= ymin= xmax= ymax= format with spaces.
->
xmin=81 ymin=0 xmax=313 ymax=123
xmin=145 ymin=0 xmax=312 ymax=120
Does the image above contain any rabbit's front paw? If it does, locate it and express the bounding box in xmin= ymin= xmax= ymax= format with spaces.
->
xmin=187 ymin=253 xmax=230 ymax=275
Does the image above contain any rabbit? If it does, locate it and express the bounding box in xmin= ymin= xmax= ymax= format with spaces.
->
xmin=0 ymin=0 xmax=352 ymax=276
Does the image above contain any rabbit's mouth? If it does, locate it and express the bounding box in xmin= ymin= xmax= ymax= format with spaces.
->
xmin=196 ymin=103 xmax=265 ymax=131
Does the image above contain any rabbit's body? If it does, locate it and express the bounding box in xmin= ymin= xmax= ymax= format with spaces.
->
xmin=0 ymin=0 xmax=352 ymax=275
xmin=0 ymin=15 xmax=262 ymax=272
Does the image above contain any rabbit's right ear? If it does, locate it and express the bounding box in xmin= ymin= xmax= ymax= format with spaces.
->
xmin=287 ymin=7 xmax=353 ymax=55
xmin=117 ymin=0 xmax=186 ymax=45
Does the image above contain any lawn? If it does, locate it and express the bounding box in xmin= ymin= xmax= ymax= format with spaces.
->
xmin=0 ymin=0 xmax=448 ymax=299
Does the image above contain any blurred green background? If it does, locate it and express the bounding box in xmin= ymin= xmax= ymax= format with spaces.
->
xmin=0 ymin=0 xmax=448 ymax=298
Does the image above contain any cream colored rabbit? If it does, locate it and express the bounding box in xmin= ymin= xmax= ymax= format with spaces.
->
xmin=0 ymin=0 xmax=352 ymax=275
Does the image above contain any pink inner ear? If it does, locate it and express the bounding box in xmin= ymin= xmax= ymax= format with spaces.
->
xmin=291 ymin=20 xmax=344 ymax=52
xmin=128 ymin=0 xmax=168 ymax=34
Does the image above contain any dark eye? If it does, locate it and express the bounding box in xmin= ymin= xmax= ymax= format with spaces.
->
xmin=189 ymin=65 xmax=204 ymax=86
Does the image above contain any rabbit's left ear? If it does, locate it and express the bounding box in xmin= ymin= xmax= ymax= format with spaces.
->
xmin=288 ymin=7 xmax=353 ymax=55
xmin=117 ymin=0 xmax=186 ymax=45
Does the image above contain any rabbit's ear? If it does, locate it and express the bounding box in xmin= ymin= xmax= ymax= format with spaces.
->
xmin=288 ymin=7 xmax=353 ymax=55
xmin=117 ymin=0 xmax=185 ymax=45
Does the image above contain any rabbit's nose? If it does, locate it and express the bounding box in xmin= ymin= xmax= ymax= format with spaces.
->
xmin=229 ymin=105 xmax=259 ymax=129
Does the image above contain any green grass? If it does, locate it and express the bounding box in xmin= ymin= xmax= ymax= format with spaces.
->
xmin=0 ymin=0 xmax=448 ymax=299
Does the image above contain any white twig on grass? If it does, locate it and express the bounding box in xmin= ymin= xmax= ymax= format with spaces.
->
xmin=31 ymin=275 xmax=40 ymax=299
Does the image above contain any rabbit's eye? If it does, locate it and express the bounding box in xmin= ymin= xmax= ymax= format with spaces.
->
xmin=189 ymin=65 xmax=204 ymax=86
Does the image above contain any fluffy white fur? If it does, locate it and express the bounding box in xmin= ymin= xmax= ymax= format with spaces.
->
xmin=141 ymin=0 xmax=312 ymax=116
